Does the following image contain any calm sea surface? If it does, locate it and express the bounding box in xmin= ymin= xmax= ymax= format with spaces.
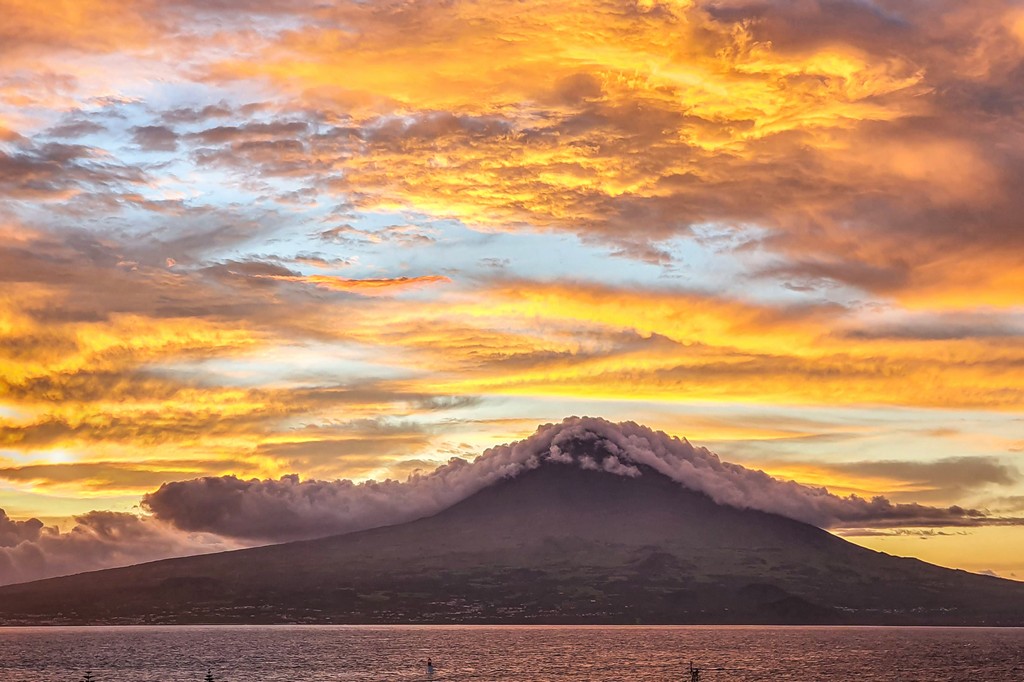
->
xmin=1 ymin=625 xmax=1022 ymax=681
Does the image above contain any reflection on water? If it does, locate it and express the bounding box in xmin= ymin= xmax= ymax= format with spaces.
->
xmin=1 ymin=625 xmax=1023 ymax=681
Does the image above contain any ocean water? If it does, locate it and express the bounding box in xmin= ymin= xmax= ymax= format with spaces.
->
xmin=0 ymin=625 xmax=1022 ymax=681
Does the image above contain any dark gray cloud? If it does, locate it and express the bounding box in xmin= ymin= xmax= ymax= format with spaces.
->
xmin=0 ymin=509 xmax=45 ymax=548
xmin=0 ymin=510 xmax=240 ymax=586
xmin=45 ymin=119 xmax=106 ymax=139
xmin=832 ymin=457 xmax=1019 ymax=502
xmin=132 ymin=125 xmax=179 ymax=151
xmin=160 ymin=103 xmax=235 ymax=124
xmin=0 ymin=142 xmax=146 ymax=200
xmin=980 ymin=495 xmax=1024 ymax=513
xmin=189 ymin=121 xmax=309 ymax=145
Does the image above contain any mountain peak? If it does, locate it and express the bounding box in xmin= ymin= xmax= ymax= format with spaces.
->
xmin=517 ymin=416 xmax=656 ymax=478
xmin=5 ymin=428 xmax=1024 ymax=626
xmin=141 ymin=416 xmax=992 ymax=545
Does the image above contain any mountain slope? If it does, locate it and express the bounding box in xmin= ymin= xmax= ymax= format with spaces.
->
xmin=1 ymin=462 xmax=1022 ymax=625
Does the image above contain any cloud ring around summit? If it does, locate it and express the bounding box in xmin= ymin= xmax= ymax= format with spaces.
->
xmin=2 ymin=416 xmax=1019 ymax=585
xmin=142 ymin=416 xmax=1015 ymax=541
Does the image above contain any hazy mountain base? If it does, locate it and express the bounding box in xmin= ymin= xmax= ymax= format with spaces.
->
xmin=1 ymin=464 xmax=1022 ymax=626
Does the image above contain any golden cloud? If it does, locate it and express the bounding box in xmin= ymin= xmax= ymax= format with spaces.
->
xmin=1 ymin=0 xmax=1022 ymax=525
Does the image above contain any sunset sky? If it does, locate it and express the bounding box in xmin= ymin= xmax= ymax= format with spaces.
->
xmin=1 ymin=0 xmax=1023 ymax=583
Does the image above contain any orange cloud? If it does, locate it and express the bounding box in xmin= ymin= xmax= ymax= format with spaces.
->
xmin=329 ymin=280 xmax=1024 ymax=410
xmin=256 ymin=274 xmax=452 ymax=295
xmin=0 ymin=0 xmax=156 ymax=56
xmin=181 ymin=0 xmax=1022 ymax=307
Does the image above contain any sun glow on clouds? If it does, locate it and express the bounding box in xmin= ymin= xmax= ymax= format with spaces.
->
xmin=0 ymin=0 xmax=1023 ymax=580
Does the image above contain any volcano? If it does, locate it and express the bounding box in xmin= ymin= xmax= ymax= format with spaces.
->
xmin=2 ymin=423 xmax=1023 ymax=625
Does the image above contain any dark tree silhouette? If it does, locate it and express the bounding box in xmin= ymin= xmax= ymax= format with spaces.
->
xmin=205 ymin=669 xmax=215 ymax=682
xmin=81 ymin=673 xmax=95 ymax=682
